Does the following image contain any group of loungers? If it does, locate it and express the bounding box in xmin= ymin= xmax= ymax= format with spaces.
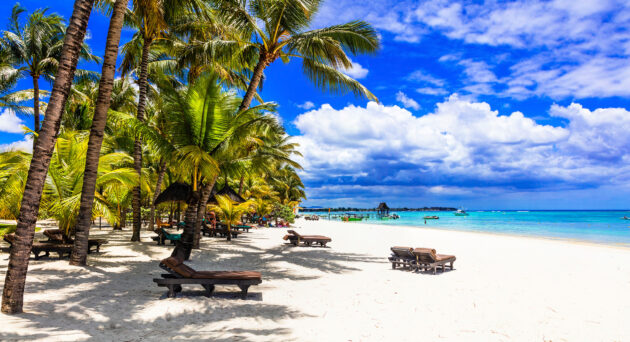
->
xmin=2 ymin=229 xmax=107 ymax=260
xmin=388 ymin=246 xmax=456 ymax=274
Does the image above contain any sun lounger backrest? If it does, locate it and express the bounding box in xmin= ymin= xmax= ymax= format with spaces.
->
xmin=287 ymin=230 xmax=301 ymax=238
xmin=390 ymin=246 xmax=414 ymax=258
xmin=413 ymin=248 xmax=438 ymax=263
xmin=45 ymin=229 xmax=74 ymax=243
xmin=161 ymin=257 xmax=197 ymax=278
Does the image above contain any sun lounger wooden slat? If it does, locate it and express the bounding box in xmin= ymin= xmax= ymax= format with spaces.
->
xmin=283 ymin=230 xmax=331 ymax=247
xmin=152 ymin=257 xmax=262 ymax=299
xmin=413 ymin=248 xmax=456 ymax=274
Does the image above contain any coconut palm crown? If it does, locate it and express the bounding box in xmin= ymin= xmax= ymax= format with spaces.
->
xmin=181 ymin=0 xmax=380 ymax=111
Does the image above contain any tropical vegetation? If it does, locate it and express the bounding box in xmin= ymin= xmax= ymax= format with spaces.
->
xmin=0 ymin=0 xmax=378 ymax=314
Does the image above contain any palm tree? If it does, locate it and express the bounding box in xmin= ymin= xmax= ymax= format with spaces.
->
xmin=71 ymin=0 xmax=130 ymax=266
xmin=0 ymin=4 xmax=99 ymax=143
xmin=129 ymin=72 xmax=277 ymax=259
xmin=43 ymin=131 xmax=137 ymax=236
xmin=2 ymin=0 xmax=96 ymax=314
xmin=121 ymin=0 xmax=205 ymax=242
xmin=208 ymin=0 xmax=379 ymax=111
xmin=0 ymin=49 xmax=34 ymax=114
xmin=209 ymin=195 xmax=253 ymax=241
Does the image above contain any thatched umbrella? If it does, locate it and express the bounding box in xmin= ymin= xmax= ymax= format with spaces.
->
xmin=377 ymin=202 xmax=390 ymax=217
xmin=154 ymin=183 xmax=193 ymax=205
xmin=209 ymin=184 xmax=246 ymax=204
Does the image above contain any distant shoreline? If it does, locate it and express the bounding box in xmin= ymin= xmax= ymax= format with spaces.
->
xmin=301 ymin=208 xmax=630 ymax=212
xmin=301 ymin=207 xmax=457 ymax=212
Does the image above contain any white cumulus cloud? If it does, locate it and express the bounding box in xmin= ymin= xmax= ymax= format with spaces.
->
xmin=341 ymin=58 xmax=369 ymax=79
xmin=297 ymin=101 xmax=315 ymax=110
xmin=395 ymin=91 xmax=420 ymax=110
xmin=293 ymin=96 xmax=630 ymax=196
xmin=0 ymin=137 xmax=32 ymax=153
xmin=0 ymin=109 xmax=25 ymax=133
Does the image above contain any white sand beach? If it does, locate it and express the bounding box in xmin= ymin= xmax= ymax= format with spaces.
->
xmin=1 ymin=218 xmax=630 ymax=341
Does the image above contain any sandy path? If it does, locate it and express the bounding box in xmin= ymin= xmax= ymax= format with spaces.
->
xmin=1 ymin=218 xmax=629 ymax=341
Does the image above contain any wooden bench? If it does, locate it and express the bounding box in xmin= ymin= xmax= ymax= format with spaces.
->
xmin=4 ymin=233 xmax=72 ymax=260
xmin=43 ymin=229 xmax=107 ymax=253
xmin=153 ymin=257 xmax=262 ymax=299
xmin=283 ymin=230 xmax=331 ymax=247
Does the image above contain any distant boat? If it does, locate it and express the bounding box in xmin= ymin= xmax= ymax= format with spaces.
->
xmin=424 ymin=215 xmax=439 ymax=219
xmin=454 ymin=209 xmax=468 ymax=216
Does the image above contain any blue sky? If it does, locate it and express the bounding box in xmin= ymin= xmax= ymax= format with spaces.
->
xmin=2 ymin=0 xmax=630 ymax=209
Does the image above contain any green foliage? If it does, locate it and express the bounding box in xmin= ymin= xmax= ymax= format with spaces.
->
xmin=274 ymin=203 xmax=295 ymax=223
xmin=0 ymin=224 xmax=40 ymax=238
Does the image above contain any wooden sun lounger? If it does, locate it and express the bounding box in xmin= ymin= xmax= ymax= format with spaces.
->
xmin=156 ymin=218 xmax=172 ymax=229
xmin=232 ymin=225 xmax=252 ymax=232
xmin=201 ymin=223 xmax=215 ymax=237
xmin=283 ymin=230 xmax=331 ymax=247
xmin=4 ymin=233 xmax=72 ymax=260
xmin=388 ymin=246 xmax=417 ymax=269
xmin=413 ymin=248 xmax=456 ymax=274
xmin=153 ymin=257 xmax=262 ymax=299
xmin=43 ymin=229 xmax=107 ymax=253
xmin=214 ymin=228 xmax=241 ymax=238
xmin=152 ymin=227 xmax=181 ymax=245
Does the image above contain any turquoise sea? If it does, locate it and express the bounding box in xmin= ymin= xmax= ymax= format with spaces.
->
xmin=304 ymin=210 xmax=630 ymax=246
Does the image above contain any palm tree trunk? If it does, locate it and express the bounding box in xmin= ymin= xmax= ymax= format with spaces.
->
xmin=238 ymin=58 xmax=268 ymax=112
xmin=171 ymin=192 xmax=199 ymax=261
xmin=1 ymin=0 xmax=94 ymax=315
xmin=226 ymin=222 xmax=232 ymax=241
xmin=70 ymin=0 xmax=128 ymax=266
xmin=148 ymin=160 xmax=167 ymax=231
xmin=131 ymin=37 xmax=152 ymax=242
xmin=121 ymin=208 xmax=127 ymax=228
xmin=193 ymin=177 xmax=217 ymax=249
xmin=32 ymin=75 xmax=40 ymax=137
xmin=238 ymin=175 xmax=244 ymax=195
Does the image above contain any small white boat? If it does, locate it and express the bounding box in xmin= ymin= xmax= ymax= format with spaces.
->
xmin=454 ymin=209 xmax=468 ymax=216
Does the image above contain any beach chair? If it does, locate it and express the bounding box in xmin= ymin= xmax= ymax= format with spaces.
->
xmin=152 ymin=227 xmax=182 ymax=245
xmin=388 ymin=246 xmax=416 ymax=269
xmin=232 ymin=225 xmax=252 ymax=232
xmin=43 ymin=229 xmax=107 ymax=253
xmin=283 ymin=230 xmax=331 ymax=247
xmin=153 ymin=257 xmax=262 ymax=299
xmin=214 ymin=227 xmax=242 ymax=238
xmin=201 ymin=221 xmax=215 ymax=237
xmin=156 ymin=217 xmax=171 ymax=229
xmin=4 ymin=233 xmax=72 ymax=260
xmin=413 ymin=248 xmax=456 ymax=274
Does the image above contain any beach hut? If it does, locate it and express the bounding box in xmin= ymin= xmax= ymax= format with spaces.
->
xmin=377 ymin=202 xmax=390 ymax=218
xmin=154 ymin=183 xmax=193 ymax=205
xmin=209 ymin=184 xmax=246 ymax=204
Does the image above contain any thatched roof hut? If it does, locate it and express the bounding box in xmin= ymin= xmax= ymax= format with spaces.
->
xmin=209 ymin=184 xmax=245 ymax=204
xmin=377 ymin=202 xmax=390 ymax=217
xmin=154 ymin=183 xmax=192 ymax=205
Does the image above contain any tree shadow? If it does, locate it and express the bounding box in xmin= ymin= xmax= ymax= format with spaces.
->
xmin=0 ymin=228 xmax=383 ymax=341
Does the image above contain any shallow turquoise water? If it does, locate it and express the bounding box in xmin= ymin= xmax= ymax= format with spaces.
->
xmin=304 ymin=210 xmax=630 ymax=245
